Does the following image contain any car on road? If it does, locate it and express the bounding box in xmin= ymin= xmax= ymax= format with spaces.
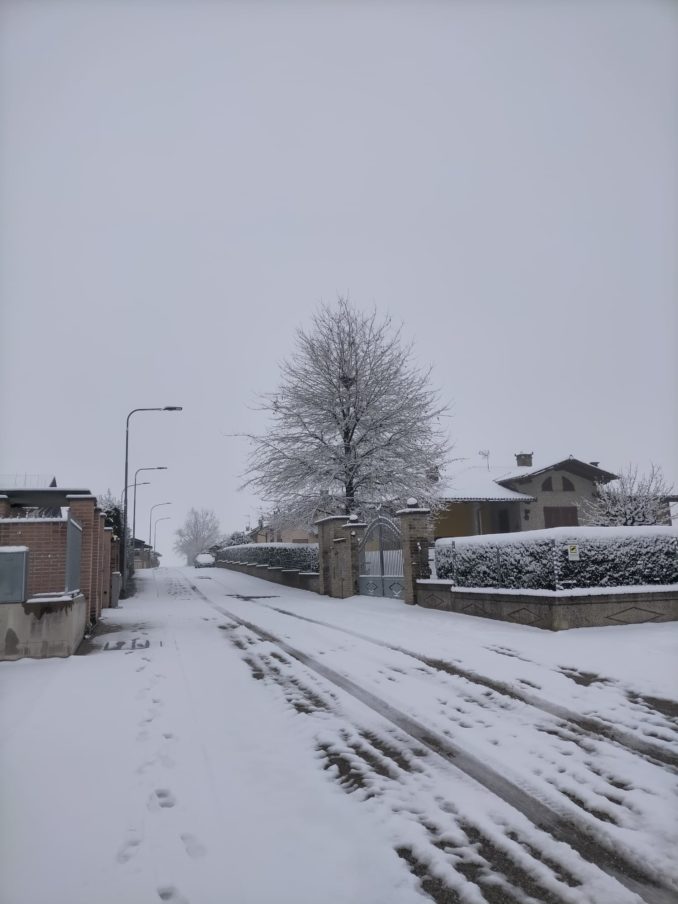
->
xmin=194 ymin=553 xmax=215 ymax=568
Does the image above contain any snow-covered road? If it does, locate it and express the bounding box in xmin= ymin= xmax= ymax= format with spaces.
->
xmin=2 ymin=567 xmax=677 ymax=904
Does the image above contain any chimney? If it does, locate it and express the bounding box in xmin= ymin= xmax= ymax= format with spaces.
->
xmin=515 ymin=452 xmax=533 ymax=467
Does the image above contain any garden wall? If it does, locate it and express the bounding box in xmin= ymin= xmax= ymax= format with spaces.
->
xmin=415 ymin=580 xmax=678 ymax=630
xmin=214 ymin=544 xmax=320 ymax=593
xmin=216 ymin=542 xmax=319 ymax=572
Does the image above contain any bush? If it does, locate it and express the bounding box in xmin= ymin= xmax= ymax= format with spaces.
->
xmin=216 ymin=542 xmax=319 ymax=572
xmin=435 ymin=527 xmax=678 ymax=591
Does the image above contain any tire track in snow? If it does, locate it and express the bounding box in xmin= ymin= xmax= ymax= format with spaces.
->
xmin=180 ymin=575 xmax=676 ymax=904
xmin=259 ymin=600 xmax=678 ymax=770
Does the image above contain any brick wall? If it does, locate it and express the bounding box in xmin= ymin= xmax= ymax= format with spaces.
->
xmin=66 ymin=496 xmax=97 ymax=621
xmin=0 ymin=519 xmax=68 ymax=596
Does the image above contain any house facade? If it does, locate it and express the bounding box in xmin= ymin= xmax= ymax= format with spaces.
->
xmin=249 ymin=520 xmax=317 ymax=544
xmin=434 ymin=453 xmax=618 ymax=540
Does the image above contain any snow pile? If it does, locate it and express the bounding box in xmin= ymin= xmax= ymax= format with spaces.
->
xmin=435 ymin=526 xmax=678 ymax=590
xmin=217 ymin=542 xmax=319 ymax=572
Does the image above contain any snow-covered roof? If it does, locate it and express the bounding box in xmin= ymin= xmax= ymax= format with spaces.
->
xmin=496 ymin=458 xmax=617 ymax=486
xmin=439 ymin=466 xmax=534 ymax=503
xmin=440 ymin=457 xmax=617 ymax=502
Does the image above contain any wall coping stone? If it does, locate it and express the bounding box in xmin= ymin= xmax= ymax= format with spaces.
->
xmin=0 ymin=517 xmax=67 ymax=524
xmin=396 ymin=507 xmax=431 ymax=515
xmin=446 ymin=584 xmax=678 ymax=600
xmin=314 ymin=515 xmax=350 ymax=524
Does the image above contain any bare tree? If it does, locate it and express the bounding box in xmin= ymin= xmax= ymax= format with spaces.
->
xmin=582 ymin=464 xmax=674 ymax=526
xmin=242 ymin=298 xmax=450 ymax=526
xmin=174 ymin=508 xmax=222 ymax=565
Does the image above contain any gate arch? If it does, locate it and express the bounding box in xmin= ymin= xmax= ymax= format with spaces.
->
xmin=358 ymin=516 xmax=404 ymax=598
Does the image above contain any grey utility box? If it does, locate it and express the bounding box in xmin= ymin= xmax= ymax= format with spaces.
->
xmin=0 ymin=547 xmax=29 ymax=603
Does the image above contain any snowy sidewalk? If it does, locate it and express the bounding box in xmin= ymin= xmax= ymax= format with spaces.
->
xmin=0 ymin=570 xmax=418 ymax=904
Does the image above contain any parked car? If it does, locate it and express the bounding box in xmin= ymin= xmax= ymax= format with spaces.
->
xmin=194 ymin=553 xmax=215 ymax=568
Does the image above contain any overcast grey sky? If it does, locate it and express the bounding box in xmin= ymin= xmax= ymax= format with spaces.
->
xmin=1 ymin=0 xmax=676 ymax=563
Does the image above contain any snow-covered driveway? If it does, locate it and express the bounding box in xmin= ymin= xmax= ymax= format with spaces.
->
xmin=1 ymin=568 xmax=677 ymax=904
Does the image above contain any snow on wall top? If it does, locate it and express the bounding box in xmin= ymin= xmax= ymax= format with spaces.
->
xmin=436 ymin=525 xmax=678 ymax=546
xmin=219 ymin=542 xmax=319 ymax=551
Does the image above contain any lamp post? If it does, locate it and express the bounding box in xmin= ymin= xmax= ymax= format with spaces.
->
xmin=122 ymin=407 xmax=182 ymax=592
xmin=149 ymin=502 xmax=172 ymax=548
xmin=119 ymin=482 xmax=150 ymax=569
xmin=121 ymin=480 xmax=150 ymax=500
xmin=153 ymin=516 xmax=172 ymax=560
xmin=132 ymin=466 xmax=168 ymax=566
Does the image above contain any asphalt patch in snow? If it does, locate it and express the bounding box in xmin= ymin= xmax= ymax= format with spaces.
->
xmin=225 ymin=593 xmax=279 ymax=602
xmin=395 ymin=847 xmax=463 ymax=904
xmin=626 ymin=691 xmax=678 ymax=723
xmin=559 ymin=668 xmax=610 ymax=687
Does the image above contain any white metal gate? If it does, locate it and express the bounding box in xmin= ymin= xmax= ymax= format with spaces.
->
xmin=358 ymin=516 xmax=404 ymax=598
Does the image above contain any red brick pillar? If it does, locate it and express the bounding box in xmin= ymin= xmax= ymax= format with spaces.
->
xmin=101 ymin=527 xmax=112 ymax=609
xmin=66 ymin=495 xmax=97 ymax=622
xmin=99 ymin=512 xmax=107 ymax=614
xmin=0 ymin=495 xmax=10 ymax=517
xmin=92 ymin=508 xmax=104 ymax=619
xmin=397 ymin=500 xmax=433 ymax=605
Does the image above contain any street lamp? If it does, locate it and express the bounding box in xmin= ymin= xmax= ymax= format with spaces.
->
xmin=121 ymin=480 xmax=150 ymax=499
xmin=153 ymin=516 xmax=172 ymax=557
xmin=122 ymin=406 xmax=182 ymax=591
xmin=149 ymin=502 xmax=172 ymax=547
xmin=132 ymin=466 xmax=168 ymax=562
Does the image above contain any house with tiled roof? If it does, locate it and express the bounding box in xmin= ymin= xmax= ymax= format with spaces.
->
xmin=434 ymin=453 xmax=618 ymax=539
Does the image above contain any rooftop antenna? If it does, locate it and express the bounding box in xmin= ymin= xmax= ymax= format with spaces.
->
xmin=478 ymin=449 xmax=490 ymax=470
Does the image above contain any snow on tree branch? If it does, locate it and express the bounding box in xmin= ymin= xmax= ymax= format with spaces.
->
xmin=582 ymin=464 xmax=674 ymax=526
xmin=241 ymin=298 xmax=451 ymax=526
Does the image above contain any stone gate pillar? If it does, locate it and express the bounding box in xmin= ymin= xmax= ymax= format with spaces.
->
xmin=341 ymin=516 xmax=367 ymax=597
xmin=315 ymin=515 xmax=350 ymax=597
xmin=397 ymin=499 xmax=433 ymax=605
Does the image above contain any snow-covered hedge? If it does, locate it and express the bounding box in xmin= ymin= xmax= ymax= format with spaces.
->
xmin=435 ymin=527 xmax=678 ymax=590
xmin=216 ymin=542 xmax=319 ymax=572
